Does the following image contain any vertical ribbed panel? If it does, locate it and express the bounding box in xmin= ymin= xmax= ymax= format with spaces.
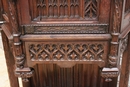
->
xmin=31 ymin=64 xmax=102 ymax=87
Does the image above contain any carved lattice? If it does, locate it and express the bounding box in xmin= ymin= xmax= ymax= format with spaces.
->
xmin=27 ymin=42 xmax=105 ymax=61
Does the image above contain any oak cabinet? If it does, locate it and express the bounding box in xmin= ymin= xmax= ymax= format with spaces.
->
xmin=0 ymin=0 xmax=130 ymax=87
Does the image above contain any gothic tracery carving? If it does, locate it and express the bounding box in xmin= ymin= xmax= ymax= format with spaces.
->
xmin=84 ymin=0 xmax=98 ymax=18
xmin=27 ymin=42 xmax=106 ymax=62
xmin=29 ymin=0 xmax=99 ymax=20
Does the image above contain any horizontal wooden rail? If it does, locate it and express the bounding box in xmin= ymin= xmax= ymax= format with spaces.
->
xmin=20 ymin=34 xmax=111 ymax=41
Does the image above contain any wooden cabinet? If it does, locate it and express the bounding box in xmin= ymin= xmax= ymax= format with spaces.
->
xmin=0 ymin=0 xmax=130 ymax=87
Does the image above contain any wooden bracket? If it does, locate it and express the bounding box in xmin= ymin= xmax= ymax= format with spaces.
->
xmin=15 ymin=67 xmax=34 ymax=82
xmin=101 ymin=68 xmax=119 ymax=82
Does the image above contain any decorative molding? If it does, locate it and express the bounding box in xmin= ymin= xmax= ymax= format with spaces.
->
xmin=23 ymin=24 xmax=108 ymax=34
xmin=22 ymin=23 xmax=108 ymax=27
xmin=24 ymin=25 xmax=108 ymax=34
xmin=26 ymin=42 xmax=108 ymax=63
xmin=15 ymin=68 xmax=34 ymax=82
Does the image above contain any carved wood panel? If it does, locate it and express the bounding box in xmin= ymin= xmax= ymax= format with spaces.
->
xmin=25 ymin=41 xmax=109 ymax=67
xmin=30 ymin=64 xmax=104 ymax=87
xmin=29 ymin=0 xmax=99 ymax=21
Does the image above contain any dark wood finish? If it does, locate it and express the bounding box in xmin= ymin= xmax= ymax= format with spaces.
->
xmin=1 ymin=0 xmax=130 ymax=87
xmin=17 ymin=0 xmax=111 ymax=24
xmin=30 ymin=64 xmax=102 ymax=87
xmin=1 ymin=31 xmax=19 ymax=87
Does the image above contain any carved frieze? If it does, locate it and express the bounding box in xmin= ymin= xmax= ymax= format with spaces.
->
xmin=25 ymin=41 xmax=109 ymax=67
xmin=23 ymin=24 xmax=108 ymax=34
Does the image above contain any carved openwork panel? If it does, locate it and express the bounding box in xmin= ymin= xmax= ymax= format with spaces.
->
xmin=29 ymin=0 xmax=99 ymax=21
xmin=25 ymin=41 xmax=109 ymax=67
